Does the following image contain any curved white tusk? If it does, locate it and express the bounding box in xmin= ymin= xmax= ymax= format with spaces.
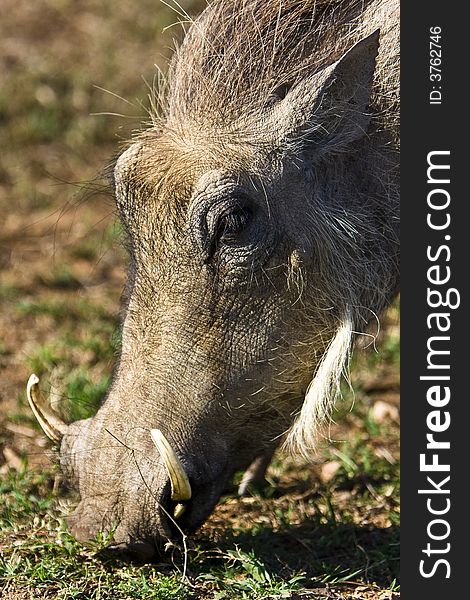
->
xmin=150 ymin=429 xmax=192 ymax=506
xmin=26 ymin=374 xmax=67 ymax=443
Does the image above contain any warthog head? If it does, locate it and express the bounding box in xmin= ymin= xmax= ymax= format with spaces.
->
xmin=29 ymin=0 xmax=399 ymax=557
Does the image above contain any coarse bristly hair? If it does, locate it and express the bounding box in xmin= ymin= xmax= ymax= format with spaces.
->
xmin=148 ymin=0 xmax=399 ymax=455
xmin=157 ymin=0 xmax=399 ymax=137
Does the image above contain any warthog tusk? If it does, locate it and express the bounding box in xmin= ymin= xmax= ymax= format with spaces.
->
xmin=26 ymin=374 xmax=67 ymax=443
xmin=173 ymin=503 xmax=186 ymax=519
xmin=150 ymin=429 xmax=192 ymax=518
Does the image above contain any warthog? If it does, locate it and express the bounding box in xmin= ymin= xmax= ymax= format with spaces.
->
xmin=28 ymin=0 xmax=399 ymax=558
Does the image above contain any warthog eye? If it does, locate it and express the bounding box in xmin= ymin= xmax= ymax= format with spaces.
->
xmin=217 ymin=205 xmax=253 ymax=242
xmin=190 ymin=184 xmax=271 ymax=264
xmin=200 ymin=196 xmax=259 ymax=262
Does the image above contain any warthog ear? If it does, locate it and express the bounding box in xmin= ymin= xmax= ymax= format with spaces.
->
xmin=271 ymin=29 xmax=380 ymax=155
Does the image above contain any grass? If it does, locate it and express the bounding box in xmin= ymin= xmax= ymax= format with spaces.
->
xmin=1 ymin=472 xmax=303 ymax=599
xmin=0 ymin=1 xmax=399 ymax=598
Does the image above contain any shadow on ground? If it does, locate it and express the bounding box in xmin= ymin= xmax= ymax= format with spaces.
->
xmin=194 ymin=520 xmax=399 ymax=588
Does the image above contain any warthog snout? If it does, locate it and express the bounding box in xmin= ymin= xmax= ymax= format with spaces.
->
xmin=28 ymin=374 xmax=233 ymax=553
xmin=57 ymin=409 xmax=232 ymax=555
